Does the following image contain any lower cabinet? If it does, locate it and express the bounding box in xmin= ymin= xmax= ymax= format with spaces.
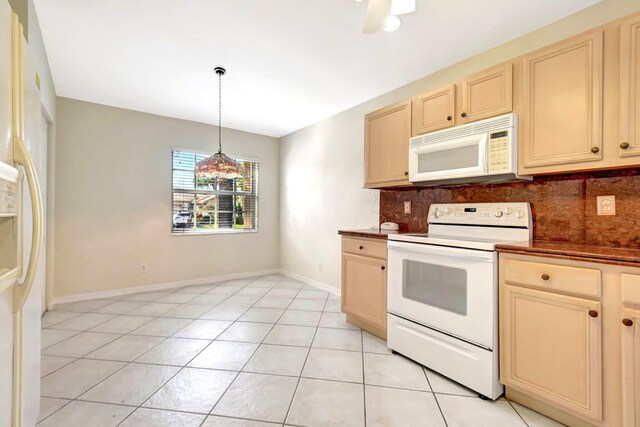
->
xmin=501 ymin=284 xmax=602 ymax=421
xmin=498 ymin=253 xmax=639 ymax=427
xmin=341 ymin=236 xmax=387 ymax=338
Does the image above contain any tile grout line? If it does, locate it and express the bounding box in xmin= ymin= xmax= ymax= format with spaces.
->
xmin=113 ymin=276 xmax=267 ymax=427
xmin=39 ymin=277 xmax=255 ymax=425
xmin=208 ymin=275 xmax=303 ymax=422
xmin=38 ymin=276 xmax=346 ymax=425
xmin=280 ymin=299 xmax=324 ymax=426
xmin=507 ymin=399 xmax=533 ymax=427
xmin=422 ymin=366 xmax=449 ymax=427
xmin=204 ymin=278 xmax=289 ymax=418
xmin=125 ymin=275 xmax=271 ymax=426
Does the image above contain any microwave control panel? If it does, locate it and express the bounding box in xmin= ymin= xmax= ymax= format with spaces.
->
xmin=488 ymin=130 xmax=511 ymax=174
xmin=0 ymin=179 xmax=18 ymax=216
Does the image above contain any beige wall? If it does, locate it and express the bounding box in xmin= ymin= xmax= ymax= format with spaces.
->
xmin=279 ymin=0 xmax=640 ymax=291
xmin=53 ymin=98 xmax=279 ymax=298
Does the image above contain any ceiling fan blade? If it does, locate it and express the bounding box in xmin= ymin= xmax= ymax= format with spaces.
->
xmin=363 ymin=0 xmax=392 ymax=34
xmin=390 ymin=0 xmax=415 ymax=15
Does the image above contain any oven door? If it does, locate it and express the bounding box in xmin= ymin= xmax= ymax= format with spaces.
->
xmin=387 ymin=240 xmax=497 ymax=349
xmin=409 ymin=133 xmax=488 ymax=182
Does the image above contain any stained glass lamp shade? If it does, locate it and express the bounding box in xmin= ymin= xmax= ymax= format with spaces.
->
xmin=195 ymin=66 xmax=245 ymax=180
xmin=196 ymin=151 xmax=245 ymax=179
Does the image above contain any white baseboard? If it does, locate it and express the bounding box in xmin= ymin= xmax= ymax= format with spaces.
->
xmin=278 ymin=269 xmax=341 ymax=296
xmin=49 ymin=268 xmax=280 ymax=308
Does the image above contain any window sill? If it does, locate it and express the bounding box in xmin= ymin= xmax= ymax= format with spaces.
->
xmin=171 ymin=229 xmax=258 ymax=236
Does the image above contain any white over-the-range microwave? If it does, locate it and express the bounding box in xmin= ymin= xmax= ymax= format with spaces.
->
xmin=408 ymin=113 xmax=531 ymax=186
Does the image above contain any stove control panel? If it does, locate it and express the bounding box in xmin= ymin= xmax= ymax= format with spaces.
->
xmin=429 ymin=203 xmax=531 ymax=227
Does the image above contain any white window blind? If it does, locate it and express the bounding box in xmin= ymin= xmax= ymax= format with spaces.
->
xmin=172 ymin=149 xmax=259 ymax=234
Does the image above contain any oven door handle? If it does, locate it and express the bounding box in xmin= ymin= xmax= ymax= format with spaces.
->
xmin=387 ymin=240 xmax=494 ymax=261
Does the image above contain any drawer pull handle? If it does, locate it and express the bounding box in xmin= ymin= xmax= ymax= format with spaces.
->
xmin=591 ymin=146 xmax=600 ymax=153
xmin=589 ymin=310 xmax=598 ymax=318
xmin=541 ymin=274 xmax=550 ymax=281
xmin=620 ymin=142 xmax=630 ymax=149
xmin=622 ymin=318 xmax=634 ymax=327
xmin=381 ymin=266 xmax=386 ymax=270
xmin=359 ymin=246 xmax=364 ymax=250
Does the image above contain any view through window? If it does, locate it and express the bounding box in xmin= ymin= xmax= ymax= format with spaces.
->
xmin=172 ymin=149 xmax=259 ymax=234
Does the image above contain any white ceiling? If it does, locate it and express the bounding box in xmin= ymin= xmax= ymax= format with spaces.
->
xmin=34 ymin=0 xmax=600 ymax=138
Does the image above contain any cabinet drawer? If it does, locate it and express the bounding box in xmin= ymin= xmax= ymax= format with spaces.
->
xmin=622 ymin=273 xmax=640 ymax=305
xmin=342 ymin=237 xmax=387 ymax=259
xmin=503 ymin=258 xmax=601 ymax=298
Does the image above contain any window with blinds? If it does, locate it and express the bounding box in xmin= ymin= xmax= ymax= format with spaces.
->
xmin=172 ymin=149 xmax=259 ymax=234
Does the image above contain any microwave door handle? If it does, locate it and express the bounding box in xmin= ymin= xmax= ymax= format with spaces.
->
xmin=479 ymin=134 xmax=488 ymax=173
xmin=12 ymin=137 xmax=43 ymax=312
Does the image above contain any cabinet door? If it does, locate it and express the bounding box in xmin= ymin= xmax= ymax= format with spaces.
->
xmin=620 ymin=16 xmax=640 ymax=159
xmin=341 ymin=253 xmax=387 ymax=330
xmin=411 ymin=84 xmax=456 ymax=136
xmin=364 ymin=100 xmax=411 ymax=188
xmin=621 ymin=309 xmax=640 ymax=427
xmin=521 ymin=31 xmax=604 ymax=171
xmin=460 ymin=63 xmax=513 ymax=124
xmin=500 ymin=285 xmax=602 ymax=421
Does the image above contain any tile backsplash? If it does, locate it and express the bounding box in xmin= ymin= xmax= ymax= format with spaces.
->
xmin=380 ymin=169 xmax=640 ymax=248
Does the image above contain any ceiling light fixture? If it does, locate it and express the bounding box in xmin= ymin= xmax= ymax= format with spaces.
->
xmin=390 ymin=0 xmax=415 ymax=15
xmin=195 ymin=67 xmax=245 ymax=180
xmin=361 ymin=0 xmax=415 ymax=34
xmin=383 ymin=15 xmax=402 ymax=32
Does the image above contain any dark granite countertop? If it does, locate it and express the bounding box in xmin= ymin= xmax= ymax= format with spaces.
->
xmin=496 ymin=241 xmax=640 ymax=267
xmin=338 ymin=229 xmax=406 ymax=240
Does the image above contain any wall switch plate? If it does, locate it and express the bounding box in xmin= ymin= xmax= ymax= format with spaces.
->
xmin=404 ymin=201 xmax=411 ymax=214
xmin=597 ymin=195 xmax=616 ymax=216
xmin=140 ymin=263 xmax=148 ymax=273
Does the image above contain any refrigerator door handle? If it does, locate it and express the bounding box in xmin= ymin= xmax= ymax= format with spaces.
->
xmin=12 ymin=136 xmax=42 ymax=312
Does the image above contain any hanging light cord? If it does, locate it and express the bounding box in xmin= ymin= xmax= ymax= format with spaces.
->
xmin=217 ymin=70 xmax=223 ymax=154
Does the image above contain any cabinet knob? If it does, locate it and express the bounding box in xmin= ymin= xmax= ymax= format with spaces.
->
xmin=589 ymin=310 xmax=598 ymax=318
xmin=620 ymin=142 xmax=630 ymax=149
xmin=622 ymin=318 xmax=634 ymax=327
xmin=446 ymin=116 xmax=452 ymax=121
xmin=541 ymin=274 xmax=550 ymax=281
xmin=591 ymin=146 xmax=600 ymax=153
xmin=381 ymin=266 xmax=386 ymax=270
xmin=404 ymin=171 xmax=409 ymax=176
xmin=461 ymin=112 xmax=467 ymax=118
xmin=359 ymin=246 xmax=364 ymax=250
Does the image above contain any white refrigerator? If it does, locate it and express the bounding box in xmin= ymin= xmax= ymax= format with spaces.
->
xmin=0 ymin=1 xmax=45 ymax=426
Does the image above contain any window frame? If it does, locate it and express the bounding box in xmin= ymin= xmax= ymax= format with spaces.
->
xmin=171 ymin=146 xmax=259 ymax=236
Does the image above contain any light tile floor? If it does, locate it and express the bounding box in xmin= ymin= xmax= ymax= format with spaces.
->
xmin=39 ymin=274 xmax=564 ymax=427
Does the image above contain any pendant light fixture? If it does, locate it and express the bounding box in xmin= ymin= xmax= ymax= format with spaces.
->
xmin=195 ymin=67 xmax=245 ymax=180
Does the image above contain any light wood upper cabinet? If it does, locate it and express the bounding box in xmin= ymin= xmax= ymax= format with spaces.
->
xmin=500 ymin=284 xmax=602 ymax=422
xmin=521 ymin=30 xmax=604 ymax=171
xmin=621 ymin=308 xmax=640 ymax=427
xmin=619 ymin=16 xmax=640 ymax=159
xmin=364 ymin=100 xmax=411 ymax=188
xmin=460 ymin=63 xmax=513 ymax=124
xmin=411 ymin=84 xmax=456 ymax=136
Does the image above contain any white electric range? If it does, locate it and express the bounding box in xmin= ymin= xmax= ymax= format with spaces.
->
xmin=386 ymin=202 xmax=532 ymax=400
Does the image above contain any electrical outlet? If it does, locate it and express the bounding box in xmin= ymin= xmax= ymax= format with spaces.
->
xmin=597 ymin=195 xmax=616 ymax=216
xmin=317 ymin=262 xmax=323 ymax=272
xmin=404 ymin=201 xmax=411 ymax=214
xmin=140 ymin=263 xmax=148 ymax=273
